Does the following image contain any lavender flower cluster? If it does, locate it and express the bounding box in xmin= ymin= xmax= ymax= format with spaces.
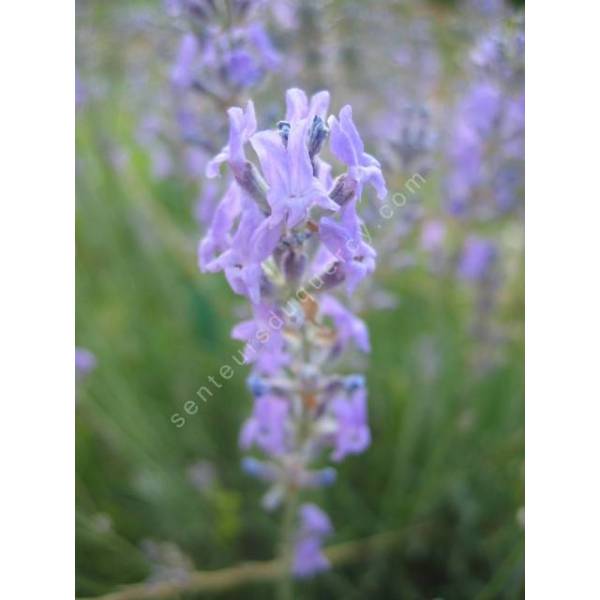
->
xmin=170 ymin=0 xmax=281 ymax=97
xmin=169 ymin=0 xmax=280 ymax=160
xmin=445 ymin=18 xmax=524 ymax=220
xmin=198 ymin=87 xmax=386 ymax=577
xmin=440 ymin=17 xmax=524 ymax=370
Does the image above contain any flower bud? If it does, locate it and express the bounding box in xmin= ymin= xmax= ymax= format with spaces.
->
xmin=344 ymin=374 xmax=366 ymax=392
xmin=247 ymin=374 xmax=268 ymax=397
xmin=329 ymin=174 xmax=357 ymax=207
xmin=318 ymin=261 xmax=346 ymax=290
xmin=277 ymin=120 xmax=291 ymax=146
xmin=282 ymin=248 xmax=307 ymax=284
xmin=232 ymin=161 xmax=270 ymax=214
xmin=308 ymin=115 xmax=329 ymax=158
xmin=300 ymin=467 xmax=337 ymax=488
xmin=241 ymin=457 xmax=277 ymax=481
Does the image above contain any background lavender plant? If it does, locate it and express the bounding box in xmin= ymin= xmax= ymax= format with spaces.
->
xmin=76 ymin=1 xmax=524 ymax=598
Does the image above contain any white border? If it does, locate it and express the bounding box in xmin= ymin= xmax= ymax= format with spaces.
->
xmin=527 ymin=1 xmax=600 ymax=597
xmin=1 ymin=1 xmax=600 ymax=597
xmin=0 ymin=1 xmax=74 ymax=598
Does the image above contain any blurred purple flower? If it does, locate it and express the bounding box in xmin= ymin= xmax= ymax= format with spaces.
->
xmin=225 ymin=49 xmax=264 ymax=88
xmin=75 ymin=347 xmax=96 ymax=377
xmin=231 ymin=303 xmax=290 ymax=375
xmin=420 ymin=220 xmax=446 ymax=253
xmin=320 ymin=294 xmax=370 ymax=353
xmin=330 ymin=387 xmax=371 ymax=461
xmin=457 ymin=237 xmax=498 ymax=281
xmin=240 ymin=395 xmax=289 ymax=455
xmin=293 ymin=504 xmax=333 ymax=578
xmin=246 ymin=23 xmax=281 ymax=70
xmin=171 ymin=33 xmax=198 ymax=89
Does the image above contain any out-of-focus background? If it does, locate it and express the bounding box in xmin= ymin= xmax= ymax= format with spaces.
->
xmin=76 ymin=0 xmax=524 ymax=598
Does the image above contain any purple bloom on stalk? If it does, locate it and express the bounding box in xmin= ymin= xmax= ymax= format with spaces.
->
xmin=328 ymin=105 xmax=387 ymax=203
xmin=246 ymin=23 xmax=281 ymax=71
xmin=320 ymin=295 xmax=370 ymax=353
xmin=204 ymin=201 xmax=275 ymax=303
xmin=198 ymin=89 xmax=384 ymax=579
xmin=225 ymin=49 xmax=263 ymax=88
xmin=241 ymin=457 xmax=279 ymax=481
xmin=330 ymin=387 xmax=371 ymax=461
xmin=299 ymin=503 xmax=333 ymax=536
xmin=502 ymin=93 xmax=525 ymax=158
xmin=420 ymin=219 xmax=446 ymax=253
xmin=293 ymin=538 xmax=330 ymax=578
xmin=250 ymin=119 xmax=338 ymax=230
xmin=240 ymin=394 xmax=289 ymax=456
xmin=171 ymin=33 xmax=198 ymax=89
xmin=292 ymin=504 xmax=333 ymax=578
xmin=457 ymin=237 xmax=498 ymax=281
xmin=231 ymin=303 xmax=289 ymax=374
xmin=461 ymin=82 xmax=502 ymax=136
xmin=198 ymin=182 xmax=242 ymax=270
xmin=319 ymin=208 xmax=376 ymax=294
xmin=285 ymin=88 xmax=331 ymax=124
xmin=206 ymin=101 xmax=257 ymax=178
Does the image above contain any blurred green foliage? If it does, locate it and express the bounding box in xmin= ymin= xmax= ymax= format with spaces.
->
xmin=76 ymin=1 xmax=524 ymax=598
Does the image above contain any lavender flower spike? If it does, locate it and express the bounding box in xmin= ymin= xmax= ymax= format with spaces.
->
xmin=198 ymin=89 xmax=384 ymax=584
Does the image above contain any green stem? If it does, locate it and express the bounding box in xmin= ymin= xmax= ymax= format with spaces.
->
xmin=278 ymin=486 xmax=299 ymax=600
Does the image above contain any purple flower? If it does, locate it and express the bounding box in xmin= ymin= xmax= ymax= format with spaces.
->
xmin=75 ymin=347 xmax=96 ymax=377
xmin=198 ymin=182 xmax=243 ymax=270
xmin=502 ymin=93 xmax=525 ymax=159
xmin=330 ymin=387 xmax=371 ymax=462
xmin=171 ymin=33 xmax=198 ymax=89
xmin=319 ymin=294 xmax=370 ymax=353
xmin=460 ymin=82 xmax=502 ymax=136
xmin=446 ymin=121 xmax=484 ymax=217
xmin=293 ymin=537 xmax=330 ymax=578
xmin=241 ymin=457 xmax=279 ymax=481
xmin=299 ymin=503 xmax=333 ymax=536
xmin=194 ymin=179 xmax=221 ymax=226
xmin=445 ymin=54 xmax=523 ymax=219
xmin=225 ymin=49 xmax=263 ymax=88
xmin=420 ymin=220 xmax=446 ymax=253
xmin=231 ymin=303 xmax=289 ymax=375
xmin=206 ymin=101 xmax=257 ymax=178
xmin=246 ymin=23 xmax=281 ymax=71
xmin=198 ymin=90 xmax=383 ymax=573
xmin=445 ymin=83 xmax=503 ymax=217
xmin=292 ymin=504 xmax=333 ymax=578
xmin=319 ymin=208 xmax=376 ymax=294
xmin=457 ymin=237 xmax=498 ymax=281
xmin=328 ymin=105 xmax=387 ymax=202
xmin=240 ymin=395 xmax=289 ymax=456
xmin=250 ymin=119 xmax=338 ymax=231
xmin=285 ymin=88 xmax=331 ymax=124
xmin=298 ymin=468 xmax=337 ymax=488
xmin=204 ymin=202 xmax=270 ymax=303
